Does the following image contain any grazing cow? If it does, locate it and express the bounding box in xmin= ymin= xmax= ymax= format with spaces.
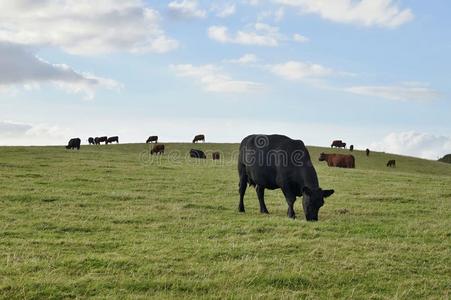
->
xmin=366 ymin=148 xmax=370 ymax=156
xmin=331 ymin=140 xmax=346 ymax=149
xmin=190 ymin=149 xmax=206 ymax=159
xmin=151 ymin=144 xmax=165 ymax=155
xmin=146 ymin=136 xmax=158 ymax=144
xmin=66 ymin=138 xmax=81 ymax=150
xmin=88 ymin=137 xmax=95 ymax=145
xmin=192 ymin=134 xmax=205 ymax=143
xmin=106 ymin=136 xmax=119 ymax=144
xmin=95 ymin=136 xmax=108 ymax=145
xmin=238 ymin=134 xmax=334 ymax=221
xmin=387 ymin=160 xmax=396 ymax=168
xmin=350 ymin=145 xmax=354 ymax=152
xmin=319 ymin=153 xmax=355 ymax=168
xmin=212 ymin=152 xmax=220 ymax=160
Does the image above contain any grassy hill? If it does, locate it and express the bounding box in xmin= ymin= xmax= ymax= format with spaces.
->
xmin=0 ymin=143 xmax=450 ymax=299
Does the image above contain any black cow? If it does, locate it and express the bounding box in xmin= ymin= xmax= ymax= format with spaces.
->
xmin=331 ymin=140 xmax=346 ymax=149
xmin=192 ymin=134 xmax=205 ymax=143
xmin=190 ymin=149 xmax=206 ymax=159
xmin=350 ymin=145 xmax=354 ymax=152
xmin=366 ymin=148 xmax=370 ymax=156
xmin=387 ymin=160 xmax=396 ymax=167
xmin=95 ymin=136 xmax=108 ymax=144
xmin=66 ymin=138 xmax=81 ymax=150
xmin=88 ymin=137 xmax=95 ymax=145
xmin=238 ymin=134 xmax=334 ymax=221
xmin=106 ymin=136 xmax=119 ymax=144
xmin=146 ymin=136 xmax=158 ymax=143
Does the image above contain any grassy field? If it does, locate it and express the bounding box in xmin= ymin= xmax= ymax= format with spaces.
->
xmin=0 ymin=142 xmax=450 ymax=299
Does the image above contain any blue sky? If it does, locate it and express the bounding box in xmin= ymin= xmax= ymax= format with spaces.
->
xmin=0 ymin=0 xmax=450 ymax=159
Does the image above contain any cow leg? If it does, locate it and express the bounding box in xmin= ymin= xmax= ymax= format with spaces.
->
xmin=256 ymin=185 xmax=269 ymax=214
xmin=238 ymin=174 xmax=247 ymax=213
xmin=282 ymin=188 xmax=296 ymax=219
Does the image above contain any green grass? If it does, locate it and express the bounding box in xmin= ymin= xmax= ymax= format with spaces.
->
xmin=0 ymin=143 xmax=450 ymax=299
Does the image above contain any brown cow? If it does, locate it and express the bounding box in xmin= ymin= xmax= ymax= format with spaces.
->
xmin=212 ymin=152 xmax=220 ymax=160
xmin=366 ymin=148 xmax=370 ymax=156
xmin=331 ymin=140 xmax=346 ymax=149
xmin=319 ymin=153 xmax=355 ymax=168
xmin=151 ymin=144 xmax=165 ymax=155
xmin=193 ymin=134 xmax=205 ymax=143
xmin=146 ymin=136 xmax=158 ymax=143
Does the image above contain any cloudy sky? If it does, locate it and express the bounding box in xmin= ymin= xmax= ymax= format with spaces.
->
xmin=0 ymin=0 xmax=450 ymax=159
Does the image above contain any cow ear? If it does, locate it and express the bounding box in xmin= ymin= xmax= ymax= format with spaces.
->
xmin=303 ymin=187 xmax=312 ymax=196
xmin=323 ymin=189 xmax=335 ymax=198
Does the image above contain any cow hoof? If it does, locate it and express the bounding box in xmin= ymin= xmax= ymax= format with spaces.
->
xmin=238 ymin=207 xmax=245 ymax=213
xmin=261 ymin=210 xmax=269 ymax=214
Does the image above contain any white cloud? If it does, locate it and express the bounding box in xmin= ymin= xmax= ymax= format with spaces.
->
xmin=275 ymin=0 xmax=414 ymax=28
xmin=275 ymin=7 xmax=285 ymax=22
xmin=0 ymin=43 xmax=121 ymax=99
xmin=293 ymin=33 xmax=309 ymax=43
xmin=0 ymin=120 xmax=69 ymax=145
xmin=168 ymin=0 xmax=207 ymax=18
xmin=371 ymin=131 xmax=451 ymax=160
xmin=258 ymin=7 xmax=285 ymax=22
xmin=268 ymin=60 xmax=334 ymax=80
xmin=244 ymin=0 xmax=261 ymax=5
xmin=0 ymin=0 xmax=178 ymax=55
xmin=345 ymin=82 xmax=440 ymax=102
xmin=213 ymin=3 xmax=236 ymax=18
xmin=171 ymin=64 xmax=262 ymax=93
xmin=208 ymin=23 xmax=283 ymax=46
xmin=225 ymin=53 xmax=258 ymax=64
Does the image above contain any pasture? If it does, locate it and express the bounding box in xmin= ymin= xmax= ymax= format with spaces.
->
xmin=0 ymin=143 xmax=450 ymax=299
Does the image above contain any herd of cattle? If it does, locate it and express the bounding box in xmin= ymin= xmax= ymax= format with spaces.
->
xmin=66 ymin=134 xmax=220 ymax=160
xmin=66 ymin=136 xmax=396 ymax=168
xmin=64 ymin=134 xmax=399 ymax=221
xmin=319 ymin=139 xmax=396 ymax=169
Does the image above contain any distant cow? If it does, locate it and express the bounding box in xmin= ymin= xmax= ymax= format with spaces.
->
xmin=387 ymin=160 xmax=396 ymax=168
xmin=151 ymin=144 xmax=165 ymax=155
xmin=319 ymin=153 xmax=355 ymax=168
xmin=192 ymin=134 xmax=205 ymax=143
xmin=146 ymin=136 xmax=158 ymax=143
xmin=350 ymin=145 xmax=354 ymax=152
xmin=190 ymin=149 xmax=206 ymax=159
xmin=66 ymin=138 xmax=81 ymax=150
xmin=106 ymin=136 xmax=119 ymax=144
xmin=88 ymin=137 xmax=95 ymax=145
xmin=212 ymin=152 xmax=220 ymax=160
xmin=95 ymin=136 xmax=108 ymax=144
xmin=331 ymin=140 xmax=346 ymax=149
xmin=366 ymin=148 xmax=370 ymax=156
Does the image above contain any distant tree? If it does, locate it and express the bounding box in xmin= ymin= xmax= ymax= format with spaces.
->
xmin=438 ymin=154 xmax=451 ymax=164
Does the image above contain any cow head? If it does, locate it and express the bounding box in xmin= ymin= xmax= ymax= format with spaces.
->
xmin=318 ymin=152 xmax=327 ymax=161
xmin=302 ymin=187 xmax=334 ymax=221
